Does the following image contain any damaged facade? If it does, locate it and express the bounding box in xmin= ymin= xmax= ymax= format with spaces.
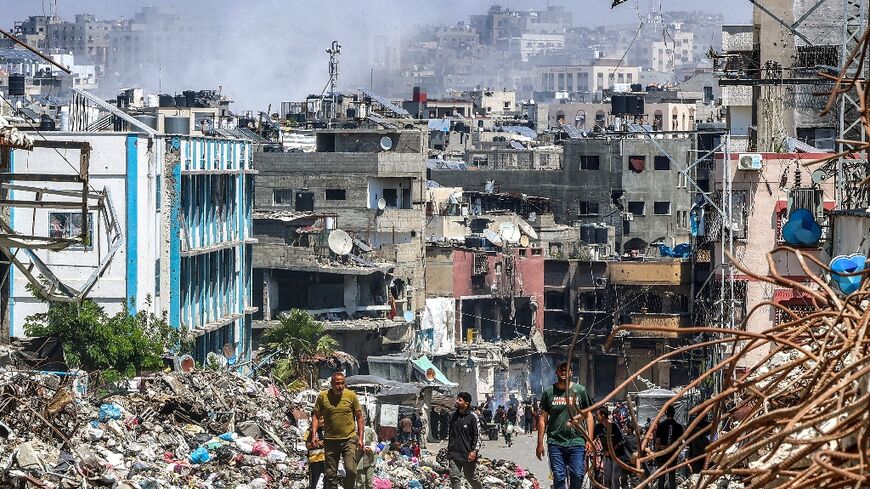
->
xmin=1 ymin=106 xmax=256 ymax=362
xmin=251 ymin=126 xmax=428 ymax=364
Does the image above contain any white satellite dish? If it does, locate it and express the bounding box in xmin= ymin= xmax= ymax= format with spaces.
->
xmin=499 ymin=222 xmax=521 ymax=243
xmin=483 ymin=229 xmax=504 ymax=247
xmin=379 ymin=136 xmax=393 ymax=151
xmin=328 ymin=229 xmax=353 ymax=255
xmin=516 ymin=219 xmax=538 ymax=240
xmin=377 ymin=198 xmax=387 ymax=210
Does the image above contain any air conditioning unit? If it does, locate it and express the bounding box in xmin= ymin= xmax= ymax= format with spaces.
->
xmin=594 ymin=276 xmax=608 ymax=287
xmin=737 ymin=153 xmax=763 ymax=171
xmin=623 ymin=212 xmax=634 ymax=221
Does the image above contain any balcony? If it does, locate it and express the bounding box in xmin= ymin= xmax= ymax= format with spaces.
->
xmin=621 ymin=313 xmax=691 ymax=338
xmin=608 ymin=261 xmax=691 ymax=286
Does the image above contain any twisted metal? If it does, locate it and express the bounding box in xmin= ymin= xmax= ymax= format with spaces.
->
xmin=568 ymin=246 xmax=869 ymax=488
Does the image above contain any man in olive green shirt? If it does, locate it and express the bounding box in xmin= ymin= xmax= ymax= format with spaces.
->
xmin=312 ymin=372 xmax=365 ymax=489
xmin=536 ymin=362 xmax=594 ymax=489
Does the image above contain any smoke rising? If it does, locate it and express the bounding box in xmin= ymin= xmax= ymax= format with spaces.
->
xmin=1 ymin=0 xmax=751 ymax=111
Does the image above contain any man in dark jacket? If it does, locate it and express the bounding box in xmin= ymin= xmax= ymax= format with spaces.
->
xmin=655 ymin=406 xmax=685 ymax=489
xmin=447 ymin=392 xmax=483 ymax=489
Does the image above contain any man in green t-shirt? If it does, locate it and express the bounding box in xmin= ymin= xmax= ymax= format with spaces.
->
xmin=312 ymin=372 xmax=365 ymax=489
xmin=536 ymin=362 xmax=594 ymax=489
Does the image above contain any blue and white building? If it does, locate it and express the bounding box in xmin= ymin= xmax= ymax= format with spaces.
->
xmin=3 ymin=129 xmax=256 ymax=362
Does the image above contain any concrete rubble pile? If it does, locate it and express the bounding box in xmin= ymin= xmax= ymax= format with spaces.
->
xmin=0 ymin=368 xmax=312 ymax=489
xmin=370 ymin=449 xmax=540 ymax=489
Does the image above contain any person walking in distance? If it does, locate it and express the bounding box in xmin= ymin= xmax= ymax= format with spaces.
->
xmin=655 ymin=405 xmax=685 ymax=489
xmin=536 ymin=362 xmax=595 ymax=489
xmin=447 ymin=392 xmax=483 ymax=489
xmin=311 ymin=372 xmax=364 ymax=489
xmin=594 ymin=407 xmax=627 ymax=488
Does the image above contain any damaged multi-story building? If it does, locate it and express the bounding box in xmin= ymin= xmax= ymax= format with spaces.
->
xmin=1 ymin=89 xmax=256 ymax=361
xmin=423 ymin=188 xmax=546 ymax=403
xmin=251 ymin=125 xmax=428 ymax=366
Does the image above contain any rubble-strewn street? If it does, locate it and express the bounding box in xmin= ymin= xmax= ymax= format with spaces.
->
xmin=2 ymin=1 xmax=870 ymax=487
xmin=0 ymin=365 xmax=541 ymax=488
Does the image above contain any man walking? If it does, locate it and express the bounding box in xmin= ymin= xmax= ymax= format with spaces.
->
xmin=536 ymin=362 xmax=594 ymax=489
xmin=447 ymin=392 xmax=483 ymax=489
xmin=594 ymin=407 xmax=627 ymax=488
xmin=311 ymin=372 xmax=364 ymax=489
xmin=655 ymin=405 xmax=685 ymax=489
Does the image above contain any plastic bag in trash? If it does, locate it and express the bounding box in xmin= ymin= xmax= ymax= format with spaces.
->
xmin=98 ymin=403 xmax=123 ymax=422
xmin=190 ymin=446 xmax=210 ymax=464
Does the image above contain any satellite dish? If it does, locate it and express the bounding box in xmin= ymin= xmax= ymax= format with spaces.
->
xmin=403 ymin=310 xmax=415 ymax=322
xmin=499 ymin=222 xmax=521 ymax=243
xmin=811 ymin=169 xmax=828 ymax=184
xmin=519 ymin=235 xmax=530 ymax=247
xmin=516 ymin=220 xmax=538 ymax=239
xmin=379 ymin=136 xmax=393 ymax=151
xmin=377 ymin=198 xmax=387 ymax=210
xmin=328 ymin=229 xmax=353 ymax=255
xmin=483 ymin=229 xmax=504 ymax=247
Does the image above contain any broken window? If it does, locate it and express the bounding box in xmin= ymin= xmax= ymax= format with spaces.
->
xmin=628 ymin=155 xmax=646 ymax=173
xmin=580 ymin=155 xmax=600 ymax=170
xmin=48 ymin=212 xmax=93 ymax=250
xmin=325 ymin=189 xmax=346 ymax=201
xmin=382 ymin=188 xmax=398 ymax=208
xmin=654 ymin=156 xmax=670 ymax=170
xmin=578 ymin=201 xmax=600 ymax=216
xmin=628 ymin=201 xmax=645 ymax=216
xmin=273 ymin=189 xmax=293 ymax=206
xmin=654 ymin=201 xmax=671 ymax=215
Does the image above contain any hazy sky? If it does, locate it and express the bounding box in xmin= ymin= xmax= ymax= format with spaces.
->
xmin=2 ymin=1 xmax=753 ymax=109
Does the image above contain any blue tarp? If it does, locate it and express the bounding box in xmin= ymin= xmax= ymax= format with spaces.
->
xmin=410 ymin=355 xmax=456 ymax=386
xmin=658 ymin=243 xmax=692 ymax=258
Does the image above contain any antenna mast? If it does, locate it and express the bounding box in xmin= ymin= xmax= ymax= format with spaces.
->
xmin=326 ymin=40 xmax=341 ymax=126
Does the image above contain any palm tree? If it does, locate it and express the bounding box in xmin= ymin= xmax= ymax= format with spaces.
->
xmin=261 ymin=309 xmax=338 ymax=386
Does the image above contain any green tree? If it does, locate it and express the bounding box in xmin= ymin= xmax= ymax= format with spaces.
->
xmin=24 ymin=298 xmax=191 ymax=379
xmin=261 ymin=309 xmax=337 ymax=385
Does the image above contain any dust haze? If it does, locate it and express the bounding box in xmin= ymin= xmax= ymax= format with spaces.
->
xmin=1 ymin=0 xmax=752 ymax=111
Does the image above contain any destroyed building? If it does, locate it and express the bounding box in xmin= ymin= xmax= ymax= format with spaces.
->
xmin=422 ymin=188 xmax=546 ymax=403
xmin=432 ymin=135 xmax=696 ymax=256
xmin=1 ymin=93 xmax=256 ymax=362
xmin=251 ymin=126 xmax=428 ymax=365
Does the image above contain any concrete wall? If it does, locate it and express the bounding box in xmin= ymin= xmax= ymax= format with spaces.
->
xmin=8 ymin=133 xmax=152 ymax=334
xmin=432 ymin=136 xmax=693 ymax=253
xmin=451 ymin=248 xmax=545 ymax=331
xmin=712 ymin=152 xmax=836 ymax=366
xmin=7 ymin=133 xmax=254 ymax=362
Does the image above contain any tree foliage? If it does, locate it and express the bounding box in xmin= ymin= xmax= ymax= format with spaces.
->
xmin=261 ymin=309 xmax=337 ymax=384
xmin=24 ymin=298 xmax=191 ymax=379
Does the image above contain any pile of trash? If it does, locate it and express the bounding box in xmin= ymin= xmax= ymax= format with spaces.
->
xmin=370 ymin=449 xmax=539 ymax=489
xmin=0 ymin=368 xmax=311 ymax=488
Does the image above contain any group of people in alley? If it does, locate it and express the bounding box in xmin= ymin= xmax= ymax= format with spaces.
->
xmin=307 ymin=367 xmax=696 ymax=489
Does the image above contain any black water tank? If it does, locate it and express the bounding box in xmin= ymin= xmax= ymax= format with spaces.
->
xmin=632 ymin=96 xmax=645 ymax=115
xmin=610 ymin=95 xmax=627 ymax=115
xmin=9 ymin=73 xmax=25 ymax=96
xmin=295 ymin=191 xmax=314 ymax=212
xmin=595 ymin=225 xmax=607 ymax=244
xmin=580 ymin=224 xmax=593 ymax=244
xmin=183 ymin=90 xmax=196 ymax=107
xmin=159 ymin=94 xmax=175 ymax=107
xmin=174 ymin=94 xmax=186 ymax=107
xmin=38 ymin=114 xmax=56 ymax=131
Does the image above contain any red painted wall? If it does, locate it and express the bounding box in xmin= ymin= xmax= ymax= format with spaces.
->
xmin=450 ymin=248 xmax=545 ymax=332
